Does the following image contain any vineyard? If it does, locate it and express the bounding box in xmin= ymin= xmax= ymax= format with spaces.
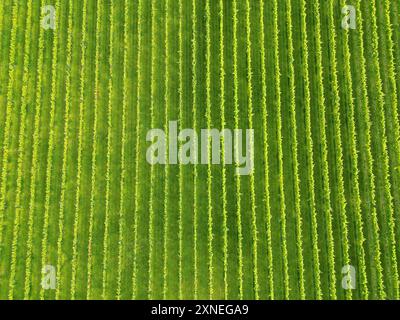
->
xmin=0 ymin=0 xmax=400 ymax=300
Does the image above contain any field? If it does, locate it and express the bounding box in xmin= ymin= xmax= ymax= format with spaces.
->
xmin=0 ymin=0 xmax=400 ymax=300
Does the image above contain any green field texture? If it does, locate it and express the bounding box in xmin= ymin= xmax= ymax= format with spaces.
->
xmin=0 ymin=0 xmax=400 ymax=300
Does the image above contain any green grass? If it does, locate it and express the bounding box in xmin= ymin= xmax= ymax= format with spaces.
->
xmin=0 ymin=0 xmax=400 ymax=300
